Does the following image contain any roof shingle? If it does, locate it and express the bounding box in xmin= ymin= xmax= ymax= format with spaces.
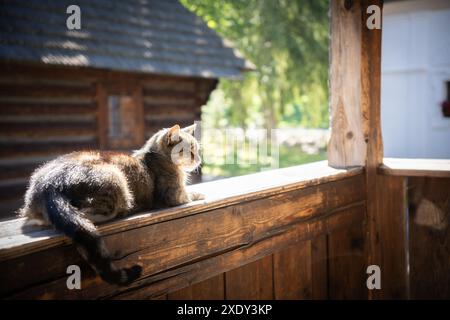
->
xmin=0 ymin=0 xmax=253 ymax=78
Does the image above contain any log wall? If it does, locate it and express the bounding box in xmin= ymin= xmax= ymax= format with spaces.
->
xmin=0 ymin=63 xmax=216 ymax=220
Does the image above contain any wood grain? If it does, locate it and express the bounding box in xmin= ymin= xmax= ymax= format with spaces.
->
xmin=328 ymin=224 xmax=366 ymax=299
xmin=409 ymin=177 xmax=450 ymax=299
xmin=0 ymin=162 xmax=363 ymax=259
xmin=88 ymin=203 xmax=365 ymax=300
xmin=168 ymin=274 xmax=225 ymax=300
xmin=225 ymin=256 xmax=273 ymax=300
xmin=273 ymin=241 xmax=312 ymax=299
xmin=0 ymin=62 xmax=213 ymax=219
xmin=328 ymin=0 xmax=366 ymax=167
xmin=373 ymin=175 xmax=408 ymax=299
xmin=311 ymin=235 xmax=328 ymax=299
xmin=328 ymin=0 xmax=407 ymax=300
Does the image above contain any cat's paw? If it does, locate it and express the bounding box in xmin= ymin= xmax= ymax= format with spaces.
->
xmin=189 ymin=192 xmax=205 ymax=201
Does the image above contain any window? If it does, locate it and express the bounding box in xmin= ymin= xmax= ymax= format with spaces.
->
xmin=98 ymin=83 xmax=144 ymax=150
xmin=107 ymin=95 xmax=136 ymax=142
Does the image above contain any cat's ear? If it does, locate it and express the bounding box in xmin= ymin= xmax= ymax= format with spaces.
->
xmin=182 ymin=123 xmax=197 ymax=136
xmin=167 ymin=124 xmax=180 ymax=144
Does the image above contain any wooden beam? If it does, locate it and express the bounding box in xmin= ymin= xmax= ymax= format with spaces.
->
xmin=380 ymin=158 xmax=450 ymax=178
xmin=361 ymin=0 xmax=408 ymax=299
xmin=329 ymin=0 xmax=408 ymax=299
xmin=328 ymin=0 xmax=367 ymax=168
xmin=273 ymin=240 xmax=313 ymax=299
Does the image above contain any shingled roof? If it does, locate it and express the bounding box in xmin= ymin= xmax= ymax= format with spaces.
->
xmin=0 ymin=0 xmax=254 ymax=78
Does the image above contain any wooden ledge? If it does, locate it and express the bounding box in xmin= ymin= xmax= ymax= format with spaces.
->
xmin=379 ymin=158 xmax=450 ymax=178
xmin=0 ymin=161 xmax=366 ymax=299
xmin=0 ymin=161 xmax=362 ymax=261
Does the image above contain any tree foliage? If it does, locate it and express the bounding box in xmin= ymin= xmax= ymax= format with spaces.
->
xmin=181 ymin=0 xmax=329 ymax=129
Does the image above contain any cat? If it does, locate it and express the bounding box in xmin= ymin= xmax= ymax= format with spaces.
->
xmin=19 ymin=124 xmax=204 ymax=286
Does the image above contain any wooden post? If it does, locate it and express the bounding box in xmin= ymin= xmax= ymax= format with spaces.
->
xmin=329 ymin=0 xmax=408 ymax=299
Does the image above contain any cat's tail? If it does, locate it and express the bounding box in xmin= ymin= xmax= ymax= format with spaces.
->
xmin=43 ymin=187 xmax=142 ymax=286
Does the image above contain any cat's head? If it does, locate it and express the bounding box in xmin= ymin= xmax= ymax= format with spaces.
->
xmin=148 ymin=123 xmax=201 ymax=172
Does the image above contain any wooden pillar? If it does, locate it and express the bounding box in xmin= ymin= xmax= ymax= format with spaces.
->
xmin=329 ymin=0 xmax=408 ymax=299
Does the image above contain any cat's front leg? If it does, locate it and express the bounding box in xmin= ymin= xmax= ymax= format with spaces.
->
xmin=163 ymin=188 xmax=204 ymax=206
xmin=189 ymin=191 xmax=205 ymax=201
xmin=163 ymin=187 xmax=191 ymax=207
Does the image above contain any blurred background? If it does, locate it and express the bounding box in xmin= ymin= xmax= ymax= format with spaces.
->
xmin=181 ymin=0 xmax=330 ymax=179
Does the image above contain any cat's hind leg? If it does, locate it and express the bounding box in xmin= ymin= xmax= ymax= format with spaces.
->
xmin=76 ymin=164 xmax=135 ymax=223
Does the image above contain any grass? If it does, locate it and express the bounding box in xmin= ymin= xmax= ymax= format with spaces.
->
xmin=201 ymin=145 xmax=327 ymax=179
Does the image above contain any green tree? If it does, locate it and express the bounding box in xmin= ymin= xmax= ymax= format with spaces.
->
xmin=181 ymin=0 xmax=329 ymax=129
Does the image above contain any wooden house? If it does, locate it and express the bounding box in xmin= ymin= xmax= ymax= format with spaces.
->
xmin=0 ymin=0 xmax=253 ymax=219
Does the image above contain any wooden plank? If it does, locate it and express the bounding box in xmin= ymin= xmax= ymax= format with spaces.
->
xmin=143 ymin=97 xmax=196 ymax=107
xmin=380 ymin=158 xmax=450 ymax=178
xmin=409 ymin=177 xmax=450 ymax=299
xmin=0 ymin=165 xmax=35 ymax=180
xmin=0 ymin=102 xmax=96 ymax=116
xmin=0 ymin=174 xmax=365 ymax=299
xmin=0 ymin=140 xmax=97 ymax=158
xmin=0 ymin=180 xmax=27 ymax=202
xmin=328 ymin=0 xmax=366 ymax=168
xmin=0 ymin=61 xmax=203 ymax=85
xmin=328 ymin=224 xmax=366 ymax=299
xmin=168 ymin=274 xmax=224 ymax=300
xmin=0 ymin=199 xmax=23 ymax=220
xmin=311 ymin=235 xmax=328 ymax=299
xmin=133 ymin=84 xmax=146 ymax=147
xmin=373 ymin=175 xmax=408 ymax=299
xmin=143 ymin=89 xmax=196 ymax=99
xmin=145 ymin=117 xmax=197 ymax=131
xmin=142 ymin=79 xmax=196 ymax=92
xmin=0 ymin=122 xmax=97 ymax=139
xmin=144 ymin=104 xmax=198 ymax=116
xmin=0 ymin=156 xmax=54 ymax=181
xmin=149 ymin=294 xmax=167 ymax=300
xmin=225 ymin=255 xmax=273 ymax=300
xmin=0 ymin=162 xmax=363 ymax=259
xmin=109 ymin=204 xmax=365 ymax=300
xmin=0 ymin=83 xmax=95 ymax=98
xmin=273 ymin=241 xmax=312 ymax=299
xmin=96 ymin=83 xmax=108 ymax=149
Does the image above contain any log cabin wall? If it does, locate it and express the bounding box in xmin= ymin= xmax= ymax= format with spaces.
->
xmin=143 ymin=78 xmax=216 ymax=138
xmin=0 ymin=65 xmax=98 ymax=219
xmin=0 ymin=63 xmax=217 ymax=220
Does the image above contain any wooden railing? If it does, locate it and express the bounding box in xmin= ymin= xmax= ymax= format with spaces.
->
xmin=0 ymin=161 xmax=368 ymax=299
xmin=0 ymin=156 xmax=448 ymax=299
xmin=379 ymin=158 xmax=450 ymax=299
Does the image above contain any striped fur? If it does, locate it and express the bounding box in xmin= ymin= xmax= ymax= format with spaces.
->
xmin=19 ymin=124 xmax=203 ymax=285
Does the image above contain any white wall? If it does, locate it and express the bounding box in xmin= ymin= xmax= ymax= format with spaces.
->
xmin=381 ymin=0 xmax=450 ymax=158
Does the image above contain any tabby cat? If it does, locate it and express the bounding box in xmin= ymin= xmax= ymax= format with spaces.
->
xmin=19 ymin=124 xmax=204 ymax=286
